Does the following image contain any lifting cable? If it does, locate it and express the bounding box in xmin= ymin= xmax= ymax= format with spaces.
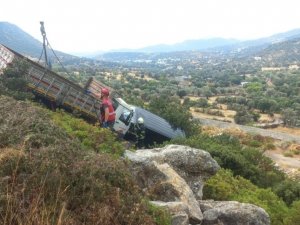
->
xmin=38 ymin=21 xmax=102 ymax=124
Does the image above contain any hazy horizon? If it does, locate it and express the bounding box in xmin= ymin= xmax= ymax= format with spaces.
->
xmin=1 ymin=0 xmax=300 ymax=54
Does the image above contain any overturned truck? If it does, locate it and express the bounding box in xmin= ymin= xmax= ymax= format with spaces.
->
xmin=0 ymin=44 xmax=185 ymax=145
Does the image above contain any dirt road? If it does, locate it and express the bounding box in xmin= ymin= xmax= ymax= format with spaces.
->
xmin=265 ymin=151 xmax=300 ymax=169
xmin=195 ymin=117 xmax=300 ymax=173
xmin=196 ymin=117 xmax=300 ymax=144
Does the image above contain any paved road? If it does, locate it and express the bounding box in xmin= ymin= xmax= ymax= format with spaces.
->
xmin=195 ymin=117 xmax=300 ymax=144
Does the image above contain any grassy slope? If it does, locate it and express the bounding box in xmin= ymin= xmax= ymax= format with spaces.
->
xmin=0 ymin=96 xmax=169 ymax=225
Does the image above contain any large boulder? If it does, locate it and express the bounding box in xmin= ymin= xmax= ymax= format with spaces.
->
xmin=125 ymin=144 xmax=220 ymax=199
xmin=199 ymin=200 xmax=270 ymax=225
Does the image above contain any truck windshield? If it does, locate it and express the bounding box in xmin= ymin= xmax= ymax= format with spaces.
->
xmin=119 ymin=109 xmax=132 ymax=125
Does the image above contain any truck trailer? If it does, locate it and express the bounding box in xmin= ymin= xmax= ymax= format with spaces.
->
xmin=0 ymin=44 xmax=185 ymax=145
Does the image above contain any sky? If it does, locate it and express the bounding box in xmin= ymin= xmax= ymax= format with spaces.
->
xmin=1 ymin=0 xmax=300 ymax=54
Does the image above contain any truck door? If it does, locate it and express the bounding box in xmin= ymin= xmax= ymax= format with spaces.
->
xmin=113 ymin=106 xmax=133 ymax=136
xmin=112 ymin=98 xmax=134 ymax=136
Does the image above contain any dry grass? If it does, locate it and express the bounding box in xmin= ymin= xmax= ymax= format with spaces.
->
xmin=270 ymin=126 xmax=300 ymax=136
xmin=191 ymin=108 xmax=234 ymax=122
xmin=201 ymin=126 xmax=248 ymax=139
xmin=0 ymin=96 xmax=167 ymax=225
xmin=207 ymin=96 xmax=218 ymax=104
xmin=115 ymin=72 xmax=156 ymax=82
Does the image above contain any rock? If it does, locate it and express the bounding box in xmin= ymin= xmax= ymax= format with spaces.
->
xmin=125 ymin=144 xmax=220 ymax=199
xmin=150 ymin=201 xmax=189 ymax=225
xmin=151 ymin=162 xmax=203 ymax=223
xmin=199 ymin=200 xmax=270 ymax=225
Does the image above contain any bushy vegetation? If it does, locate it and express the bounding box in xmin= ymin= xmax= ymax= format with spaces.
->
xmin=169 ymin=132 xmax=300 ymax=225
xmin=203 ymin=169 xmax=300 ymax=225
xmin=0 ymin=60 xmax=34 ymax=100
xmin=51 ymin=109 xmax=125 ymax=156
xmin=170 ymin=133 xmax=285 ymax=188
xmin=148 ymin=94 xmax=200 ymax=136
xmin=203 ymin=169 xmax=289 ymax=225
xmin=0 ymin=96 xmax=170 ymax=225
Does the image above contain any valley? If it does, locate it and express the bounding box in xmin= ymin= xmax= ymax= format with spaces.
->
xmin=1 ymin=22 xmax=300 ymax=225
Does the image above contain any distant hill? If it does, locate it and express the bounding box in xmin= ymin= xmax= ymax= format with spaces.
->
xmin=0 ymin=22 xmax=74 ymax=60
xmin=213 ymin=28 xmax=300 ymax=56
xmin=90 ymin=38 xmax=239 ymax=58
xmin=138 ymin=38 xmax=239 ymax=52
xmin=0 ymin=22 xmax=43 ymax=58
xmin=95 ymin=28 xmax=300 ymax=62
xmin=257 ymin=37 xmax=300 ymax=65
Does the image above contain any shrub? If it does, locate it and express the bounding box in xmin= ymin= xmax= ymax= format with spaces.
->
xmin=203 ymin=169 xmax=289 ymax=225
xmin=283 ymin=151 xmax=294 ymax=157
xmin=0 ymin=60 xmax=34 ymax=100
xmin=273 ymin=180 xmax=300 ymax=206
xmin=148 ymin=95 xmax=200 ymax=136
xmin=51 ymin=109 xmax=125 ymax=156
xmin=284 ymin=200 xmax=300 ymax=225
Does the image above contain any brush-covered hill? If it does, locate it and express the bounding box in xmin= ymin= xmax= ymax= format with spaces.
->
xmin=0 ymin=22 xmax=42 ymax=58
xmin=0 ymin=95 xmax=169 ymax=225
xmin=0 ymin=22 xmax=75 ymax=61
xmin=257 ymin=37 xmax=300 ymax=66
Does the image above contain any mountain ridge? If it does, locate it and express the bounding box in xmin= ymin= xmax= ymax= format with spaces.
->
xmin=0 ymin=22 xmax=43 ymax=58
xmin=1 ymin=22 xmax=300 ymax=62
xmin=0 ymin=22 xmax=74 ymax=60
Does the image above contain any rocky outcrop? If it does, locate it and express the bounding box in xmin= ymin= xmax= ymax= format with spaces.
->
xmin=150 ymin=162 xmax=203 ymax=223
xmin=124 ymin=145 xmax=270 ymax=225
xmin=199 ymin=200 xmax=270 ymax=225
xmin=125 ymin=144 xmax=220 ymax=199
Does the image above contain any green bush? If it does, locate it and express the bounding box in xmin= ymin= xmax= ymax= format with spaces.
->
xmin=170 ymin=133 xmax=285 ymax=188
xmin=284 ymin=200 xmax=300 ymax=225
xmin=51 ymin=109 xmax=125 ymax=156
xmin=204 ymin=169 xmax=289 ymax=225
xmin=148 ymin=95 xmax=200 ymax=136
xmin=273 ymin=180 xmax=300 ymax=206
xmin=0 ymin=60 xmax=34 ymax=100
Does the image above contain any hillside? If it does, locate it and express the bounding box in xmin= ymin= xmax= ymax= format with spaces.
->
xmin=214 ymin=28 xmax=300 ymax=55
xmin=0 ymin=95 xmax=169 ymax=225
xmin=0 ymin=22 xmax=75 ymax=60
xmin=0 ymin=22 xmax=42 ymax=58
xmin=138 ymin=38 xmax=239 ymax=52
xmin=92 ymin=28 xmax=300 ymax=60
xmin=1 ymin=58 xmax=300 ymax=224
xmin=257 ymin=37 xmax=300 ymax=65
xmin=95 ymin=36 xmax=300 ymax=64
xmin=1 ymin=22 xmax=300 ymax=225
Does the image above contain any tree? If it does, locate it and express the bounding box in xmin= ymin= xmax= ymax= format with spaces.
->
xmin=282 ymin=108 xmax=300 ymax=127
xmin=196 ymin=98 xmax=209 ymax=108
xmin=234 ymin=109 xmax=254 ymax=125
xmin=177 ymin=89 xmax=187 ymax=98
xmin=246 ymin=82 xmax=263 ymax=94
xmin=148 ymin=95 xmax=200 ymax=136
xmin=257 ymin=98 xmax=278 ymax=114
